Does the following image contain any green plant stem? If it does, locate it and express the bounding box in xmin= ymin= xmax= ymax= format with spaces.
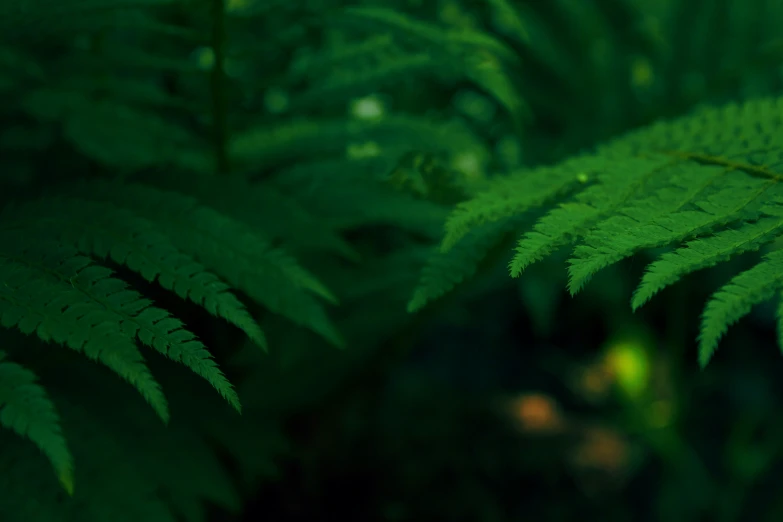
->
xmin=210 ymin=0 xmax=229 ymax=176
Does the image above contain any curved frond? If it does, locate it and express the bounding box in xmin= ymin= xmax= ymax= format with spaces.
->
xmin=1 ymin=225 xmax=242 ymax=413
xmin=567 ymin=168 xmax=780 ymax=294
xmin=0 ymin=351 xmax=73 ymax=494
xmin=329 ymin=6 xmax=529 ymax=125
xmin=68 ymin=181 xmax=344 ymax=347
xmin=632 ymin=213 xmax=783 ymax=311
xmin=230 ymin=115 xmax=486 ymax=173
xmin=1 ymin=195 xmax=267 ymax=350
xmin=511 ymin=155 xmax=676 ymax=281
xmin=429 ymin=93 xmax=783 ymax=363
xmin=408 ymin=217 xmax=522 ymax=312
xmin=150 ymin=175 xmax=359 ymax=261
xmin=441 ymin=156 xmax=596 ymax=251
xmin=271 ymin=158 xmax=451 ymax=239
xmin=0 ymin=241 xmax=169 ymax=422
xmin=699 ymin=249 xmax=783 ymax=366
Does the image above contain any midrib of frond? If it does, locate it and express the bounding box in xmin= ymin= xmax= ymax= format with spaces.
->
xmin=658 ymin=149 xmax=783 ymax=182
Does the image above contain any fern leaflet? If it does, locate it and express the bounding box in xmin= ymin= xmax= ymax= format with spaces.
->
xmin=0 ymin=351 xmax=73 ymax=494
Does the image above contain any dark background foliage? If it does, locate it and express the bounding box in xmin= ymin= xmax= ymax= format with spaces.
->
xmin=2 ymin=0 xmax=783 ymax=521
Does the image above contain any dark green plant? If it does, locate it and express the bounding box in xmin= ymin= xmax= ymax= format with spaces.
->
xmin=1 ymin=0 xmax=782 ymax=520
xmin=413 ymin=95 xmax=783 ymax=367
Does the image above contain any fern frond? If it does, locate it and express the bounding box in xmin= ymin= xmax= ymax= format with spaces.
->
xmin=23 ymin=89 xmax=199 ymax=172
xmin=271 ymin=158 xmax=451 ymax=239
xmin=441 ymin=155 xmax=597 ymax=251
xmin=0 ymin=353 xmax=260 ymax=522
xmin=485 ymin=0 xmax=532 ymax=44
xmin=430 ymin=93 xmax=783 ymax=363
xmin=698 ymin=249 xmax=783 ymax=366
xmin=511 ymin=155 xmax=675 ymax=280
xmin=334 ymin=7 xmax=518 ymax=61
xmin=1 ymin=235 xmax=241 ymax=414
xmin=230 ymin=115 xmax=486 ymax=172
xmin=408 ymin=217 xmax=522 ymax=312
xmin=0 ymin=351 xmax=73 ymax=494
xmin=65 ymin=264 xmax=240 ymax=413
xmin=567 ymin=167 xmax=779 ymax=294
xmin=1 ymin=195 xmax=267 ymax=350
xmin=331 ymin=6 xmax=529 ymax=125
xmin=148 ymin=174 xmax=360 ymax=261
xmin=68 ymin=181 xmax=344 ymax=347
xmin=1 ymin=0 xmax=183 ymax=42
xmin=632 ymin=212 xmax=783 ymax=310
xmin=287 ymin=35 xmax=441 ymax=110
xmin=0 ymin=241 xmax=169 ymax=422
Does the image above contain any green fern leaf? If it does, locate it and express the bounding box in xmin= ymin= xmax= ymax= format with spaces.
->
xmin=335 ymin=6 xmax=518 ymax=61
xmin=70 ymin=181 xmax=344 ymax=347
xmin=441 ymin=155 xmax=596 ymax=251
xmin=435 ymin=92 xmax=783 ymax=364
xmin=2 ymin=195 xmax=267 ymax=350
xmin=148 ymin=174 xmax=359 ymax=261
xmin=271 ymin=158 xmax=451 ymax=239
xmin=288 ymin=35 xmax=440 ymax=110
xmin=486 ymin=0 xmax=531 ymax=43
xmin=632 ymin=213 xmax=783 ymax=311
xmin=333 ymin=6 xmax=530 ymax=126
xmin=0 ymin=351 xmax=73 ymax=494
xmin=23 ymin=89 xmax=197 ymax=172
xmin=511 ymin=155 xmax=674 ymax=281
xmin=69 ymin=265 xmax=241 ymax=413
xmin=1 ymin=0 xmax=185 ymax=47
xmin=567 ymin=168 xmax=780 ymax=294
xmin=0 ymin=243 xmax=169 ymax=422
xmin=231 ymin=115 xmax=485 ymax=173
xmin=699 ymin=249 xmax=783 ymax=366
xmin=408 ymin=217 xmax=522 ymax=312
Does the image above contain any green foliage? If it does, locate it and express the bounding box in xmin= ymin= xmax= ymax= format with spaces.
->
xmin=418 ymin=96 xmax=783 ymax=367
xmin=0 ymin=350 xmax=72 ymax=494
xmin=2 ymin=0 xmax=783 ymax=520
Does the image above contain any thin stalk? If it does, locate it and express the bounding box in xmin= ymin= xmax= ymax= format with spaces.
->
xmin=210 ymin=0 xmax=229 ymax=176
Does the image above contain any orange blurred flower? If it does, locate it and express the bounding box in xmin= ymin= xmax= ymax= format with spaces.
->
xmin=504 ymin=393 xmax=565 ymax=434
xmin=570 ymin=425 xmax=631 ymax=476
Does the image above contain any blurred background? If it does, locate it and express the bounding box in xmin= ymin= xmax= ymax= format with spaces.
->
xmin=3 ymin=0 xmax=783 ymax=521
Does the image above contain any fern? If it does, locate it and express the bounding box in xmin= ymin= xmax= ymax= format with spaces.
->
xmin=23 ymin=89 xmax=200 ymax=172
xmin=329 ymin=6 xmax=530 ymax=127
xmin=418 ymin=95 xmax=783 ymax=366
xmin=0 ymin=346 xmax=285 ymax=522
xmin=3 ymin=0 xmax=783 ymax=519
xmin=64 ymin=180 xmax=342 ymax=345
xmin=2 ymin=194 xmax=266 ymax=349
xmin=0 ymin=173 xmax=346 ymax=495
xmin=408 ymin=216 xmax=524 ymax=313
xmin=0 ymin=351 xmax=72 ymax=494
xmin=0 ymin=239 xmax=171 ymax=420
